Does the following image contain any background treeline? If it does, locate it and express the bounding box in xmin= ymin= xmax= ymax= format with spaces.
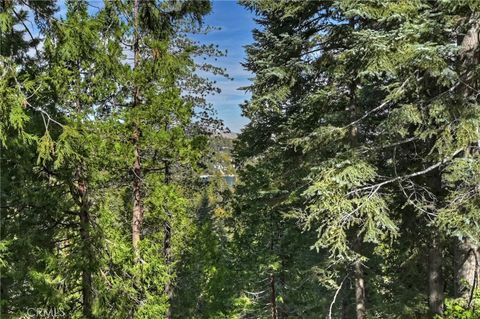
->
xmin=1 ymin=0 xmax=480 ymax=319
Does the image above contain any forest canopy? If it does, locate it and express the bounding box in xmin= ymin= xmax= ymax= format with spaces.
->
xmin=1 ymin=1 xmax=480 ymax=319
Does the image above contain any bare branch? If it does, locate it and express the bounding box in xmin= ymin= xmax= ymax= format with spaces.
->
xmin=349 ymin=149 xmax=464 ymax=196
xmin=328 ymin=274 xmax=349 ymax=319
xmin=343 ymin=80 xmax=408 ymax=130
xmin=361 ymin=136 xmax=418 ymax=154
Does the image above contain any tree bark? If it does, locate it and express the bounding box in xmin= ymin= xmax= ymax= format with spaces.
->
xmin=453 ymin=12 xmax=480 ymax=309
xmin=354 ymin=260 xmax=366 ymax=319
xmin=79 ymin=185 xmax=93 ymax=319
xmin=131 ymin=0 xmax=143 ymax=262
xmin=348 ymin=50 xmax=366 ymax=319
xmin=279 ymin=261 xmax=288 ymax=318
xmin=455 ymin=238 xmax=479 ymax=306
xmin=164 ymin=161 xmax=173 ymax=319
xmin=342 ymin=286 xmax=349 ymax=319
xmin=73 ymin=49 xmax=94 ymax=318
xmin=163 ymin=219 xmax=172 ymax=319
xmin=131 ymin=129 xmax=143 ymax=261
xmin=459 ymin=15 xmax=479 ymax=62
xmin=71 ymin=167 xmax=94 ymax=319
xmin=0 ymin=277 xmax=7 ymax=316
xmin=270 ymin=272 xmax=278 ymax=319
xmin=428 ymin=235 xmax=444 ymax=317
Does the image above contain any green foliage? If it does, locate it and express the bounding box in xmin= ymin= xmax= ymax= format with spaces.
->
xmin=2 ymin=0 xmax=480 ymax=318
xmin=1 ymin=0 xmax=224 ymax=318
xmin=236 ymin=0 xmax=480 ymax=317
xmin=439 ymin=299 xmax=480 ymax=319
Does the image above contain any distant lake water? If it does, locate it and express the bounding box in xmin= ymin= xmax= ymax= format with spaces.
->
xmin=224 ymin=175 xmax=235 ymax=186
xmin=199 ymin=175 xmax=236 ymax=186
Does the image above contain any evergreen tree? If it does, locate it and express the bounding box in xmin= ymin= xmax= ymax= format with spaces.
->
xmin=1 ymin=0 xmax=223 ymax=318
xmin=237 ymin=0 xmax=480 ymax=318
xmin=2 ymin=1 xmax=480 ymax=318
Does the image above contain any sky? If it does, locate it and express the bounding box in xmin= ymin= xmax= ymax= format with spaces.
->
xmin=52 ymin=1 xmax=256 ymax=133
xmin=194 ymin=0 xmax=256 ymax=132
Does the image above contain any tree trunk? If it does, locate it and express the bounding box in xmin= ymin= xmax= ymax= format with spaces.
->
xmin=164 ymin=161 xmax=173 ymax=319
xmin=79 ymin=191 xmax=93 ymax=319
xmin=270 ymin=272 xmax=278 ymax=319
xmin=163 ymin=216 xmax=172 ymax=319
xmin=279 ymin=262 xmax=288 ymax=318
xmin=453 ymin=13 xmax=480 ymax=309
xmin=342 ymin=286 xmax=349 ymax=319
xmin=455 ymin=238 xmax=479 ymax=306
xmin=459 ymin=15 xmax=479 ymax=62
xmin=428 ymin=236 xmax=444 ymax=317
xmin=131 ymin=0 xmax=143 ymax=262
xmin=71 ymin=167 xmax=94 ymax=319
xmin=267 ymin=222 xmax=279 ymax=319
xmin=1 ymin=276 xmax=8 ymax=316
xmin=131 ymin=129 xmax=143 ymax=261
xmin=71 ymin=35 xmax=94 ymax=318
xmin=348 ymin=54 xmax=365 ymax=319
xmin=354 ymin=260 xmax=366 ymax=319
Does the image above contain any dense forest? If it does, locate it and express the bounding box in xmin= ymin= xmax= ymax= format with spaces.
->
xmin=1 ymin=0 xmax=480 ymax=318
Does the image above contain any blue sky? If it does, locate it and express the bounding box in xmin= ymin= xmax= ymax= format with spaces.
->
xmin=55 ymin=0 xmax=255 ymax=132
xmin=194 ymin=0 xmax=256 ymax=132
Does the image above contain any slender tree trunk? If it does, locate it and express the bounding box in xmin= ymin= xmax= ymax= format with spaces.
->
xmin=342 ymin=286 xmax=349 ymax=319
xmin=459 ymin=15 xmax=479 ymax=62
xmin=270 ymin=272 xmax=278 ymax=319
xmin=453 ymin=14 xmax=480 ymax=309
xmin=163 ymin=220 xmax=172 ymax=319
xmin=132 ymin=130 xmax=143 ymax=260
xmin=71 ymin=167 xmax=94 ymax=319
xmin=268 ymin=223 xmax=278 ymax=319
xmin=279 ymin=261 xmax=288 ymax=318
xmin=131 ymin=0 xmax=143 ymax=262
xmin=78 ymin=181 xmax=93 ymax=319
xmin=354 ymin=260 xmax=366 ymax=319
xmin=348 ymin=54 xmax=366 ymax=319
xmin=1 ymin=276 xmax=8 ymax=316
xmin=427 ymin=171 xmax=444 ymax=317
xmin=164 ymin=161 xmax=173 ymax=319
xmin=350 ymin=118 xmax=367 ymax=319
xmin=455 ymin=238 xmax=479 ymax=306
xmin=452 ymin=151 xmax=479 ymax=308
xmin=428 ymin=235 xmax=444 ymax=317
xmin=73 ymin=82 xmax=93 ymax=317
xmin=163 ymin=221 xmax=172 ymax=319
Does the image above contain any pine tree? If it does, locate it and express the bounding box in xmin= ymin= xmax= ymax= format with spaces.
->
xmin=3 ymin=1 xmax=479 ymax=318
xmin=2 ymin=1 xmax=222 ymax=318
xmin=235 ymin=1 xmax=345 ymax=317
xmin=238 ymin=0 xmax=480 ymax=318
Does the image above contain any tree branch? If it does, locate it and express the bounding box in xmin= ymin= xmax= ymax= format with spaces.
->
xmin=349 ymin=148 xmax=463 ymax=196
xmin=343 ymin=80 xmax=408 ymax=130
xmin=328 ymin=274 xmax=349 ymax=319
